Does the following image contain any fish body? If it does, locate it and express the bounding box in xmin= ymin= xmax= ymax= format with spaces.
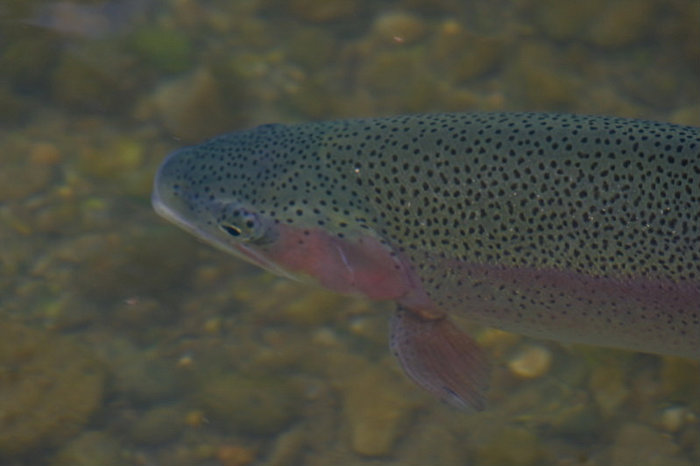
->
xmin=153 ymin=112 xmax=700 ymax=409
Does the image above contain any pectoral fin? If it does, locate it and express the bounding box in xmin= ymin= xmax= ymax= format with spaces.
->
xmin=390 ymin=306 xmax=489 ymax=411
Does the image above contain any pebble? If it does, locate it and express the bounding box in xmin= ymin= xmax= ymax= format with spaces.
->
xmin=151 ymin=68 xmax=233 ymax=142
xmin=288 ymin=0 xmax=361 ymax=23
xmin=507 ymin=42 xmax=582 ymax=108
xmin=372 ymin=11 xmax=426 ymax=45
xmin=51 ymin=49 xmax=132 ymax=112
xmin=431 ymin=21 xmax=504 ymax=81
xmin=196 ymin=374 xmax=302 ymax=435
xmin=397 ymin=420 xmax=470 ymax=465
xmin=216 ymin=445 xmax=256 ymax=466
xmin=261 ymin=425 xmax=306 ymax=466
xmin=475 ymin=426 xmax=545 ymax=466
xmin=0 ymin=141 xmax=53 ymax=201
xmin=51 ymin=431 xmax=126 ymax=466
xmin=587 ymin=0 xmax=654 ymax=47
xmin=100 ymin=338 xmax=179 ymax=404
xmin=589 ymin=364 xmax=629 ymax=417
xmin=534 ymin=0 xmax=602 ymax=41
xmin=507 ymin=345 xmax=553 ymax=379
xmin=0 ymin=323 xmax=105 ymax=457
xmin=660 ymin=357 xmax=700 ymax=403
xmin=129 ymin=404 xmax=185 ymax=446
xmin=610 ymin=423 xmax=691 ymax=466
xmin=286 ymin=28 xmax=336 ymax=69
xmin=670 ymin=105 xmax=700 ymax=127
xmin=659 ymin=406 xmax=694 ymax=433
xmin=341 ymin=365 xmax=417 ymax=456
xmin=30 ymin=142 xmax=62 ymax=165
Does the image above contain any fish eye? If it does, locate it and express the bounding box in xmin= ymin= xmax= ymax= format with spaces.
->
xmin=218 ymin=207 xmax=277 ymax=245
xmin=221 ymin=224 xmax=242 ymax=237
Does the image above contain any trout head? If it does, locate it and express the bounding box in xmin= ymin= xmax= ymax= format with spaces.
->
xmin=152 ymin=123 xmax=424 ymax=303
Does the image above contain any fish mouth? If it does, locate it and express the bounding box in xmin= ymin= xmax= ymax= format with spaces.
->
xmin=152 ymin=175 xmax=303 ymax=282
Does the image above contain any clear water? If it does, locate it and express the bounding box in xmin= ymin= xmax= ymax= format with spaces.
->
xmin=1 ymin=0 xmax=698 ymax=465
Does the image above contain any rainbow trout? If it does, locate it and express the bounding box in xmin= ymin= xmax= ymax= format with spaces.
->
xmin=153 ymin=112 xmax=700 ymax=410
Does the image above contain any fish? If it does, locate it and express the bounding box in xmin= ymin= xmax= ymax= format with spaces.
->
xmin=152 ymin=112 xmax=700 ymax=410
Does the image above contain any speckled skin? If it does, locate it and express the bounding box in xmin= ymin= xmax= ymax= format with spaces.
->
xmin=153 ymin=113 xmax=700 ymax=359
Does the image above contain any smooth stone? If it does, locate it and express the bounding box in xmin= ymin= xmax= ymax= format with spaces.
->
xmin=101 ymin=339 xmax=180 ymax=404
xmin=288 ymin=0 xmax=362 ymax=23
xmin=534 ymin=0 xmax=605 ymax=41
xmin=128 ymin=26 xmax=193 ymax=73
xmin=129 ymin=404 xmax=184 ymax=446
xmin=356 ymin=48 xmax=438 ymax=111
xmin=670 ymin=106 xmax=700 ymax=127
xmin=660 ymin=357 xmax=700 ymax=404
xmin=286 ymin=28 xmax=336 ymax=69
xmin=589 ymin=363 xmax=629 ymax=417
xmin=659 ymin=407 xmax=692 ymax=433
xmin=506 ymin=42 xmax=582 ymax=109
xmin=196 ymin=374 xmax=302 ymax=435
xmin=507 ymin=345 xmax=553 ymax=379
xmin=74 ymin=228 xmax=197 ymax=303
xmin=610 ymin=423 xmax=691 ymax=466
xmin=0 ymin=84 xmax=31 ymax=123
xmin=587 ymin=0 xmax=654 ymax=47
xmin=431 ymin=21 xmax=504 ymax=82
xmin=474 ymin=426 xmax=546 ymax=466
xmin=341 ymin=365 xmax=417 ymax=457
xmin=0 ymin=31 xmax=57 ymax=90
xmin=151 ymin=68 xmax=235 ymax=143
xmin=260 ymin=425 xmax=306 ymax=466
xmin=397 ymin=419 xmax=470 ymax=465
xmin=51 ymin=46 xmax=133 ymax=112
xmin=0 ymin=324 xmax=104 ymax=457
xmin=372 ymin=11 xmax=426 ymax=45
xmin=51 ymin=431 xmax=126 ymax=466
xmin=216 ymin=445 xmax=257 ymax=466
xmin=0 ymin=139 xmax=54 ymax=201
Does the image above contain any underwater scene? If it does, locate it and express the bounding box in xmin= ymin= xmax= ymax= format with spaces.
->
xmin=1 ymin=0 xmax=699 ymax=465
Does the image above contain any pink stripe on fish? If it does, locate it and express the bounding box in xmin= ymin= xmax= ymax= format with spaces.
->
xmin=417 ymin=255 xmax=700 ymax=358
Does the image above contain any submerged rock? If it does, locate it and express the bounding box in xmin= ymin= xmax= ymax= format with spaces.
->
xmin=51 ymin=431 xmax=126 ymax=466
xmin=610 ymin=423 xmax=691 ymax=466
xmin=589 ymin=363 xmax=630 ymax=418
xmin=474 ymin=426 xmax=547 ymax=466
xmin=196 ymin=374 xmax=302 ymax=435
xmin=287 ymin=0 xmax=363 ymax=23
xmin=507 ymin=345 xmax=553 ymax=379
xmin=128 ymin=404 xmax=185 ymax=446
xmin=372 ymin=11 xmax=427 ymax=45
xmin=151 ymin=68 xmax=240 ymax=143
xmin=341 ymin=365 xmax=417 ymax=457
xmin=0 ymin=323 xmax=104 ymax=457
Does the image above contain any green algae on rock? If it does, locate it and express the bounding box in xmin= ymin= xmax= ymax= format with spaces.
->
xmin=0 ymin=323 xmax=104 ymax=457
